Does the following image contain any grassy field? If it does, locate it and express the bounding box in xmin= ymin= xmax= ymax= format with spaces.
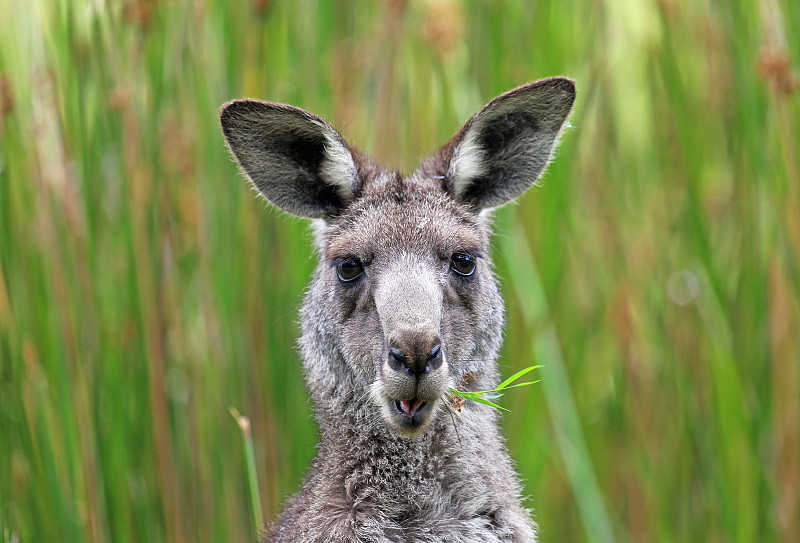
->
xmin=1 ymin=0 xmax=798 ymax=541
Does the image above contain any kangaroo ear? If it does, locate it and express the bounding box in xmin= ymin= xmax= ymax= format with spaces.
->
xmin=435 ymin=77 xmax=576 ymax=210
xmin=220 ymin=100 xmax=360 ymax=218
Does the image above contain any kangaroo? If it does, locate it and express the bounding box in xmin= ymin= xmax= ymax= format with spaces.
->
xmin=220 ymin=77 xmax=575 ymax=542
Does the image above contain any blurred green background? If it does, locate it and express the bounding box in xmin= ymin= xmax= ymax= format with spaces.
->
xmin=1 ymin=0 xmax=799 ymax=541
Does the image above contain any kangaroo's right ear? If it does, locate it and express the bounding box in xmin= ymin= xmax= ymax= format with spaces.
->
xmin=220 ymin=100 xmax=360 ymax=218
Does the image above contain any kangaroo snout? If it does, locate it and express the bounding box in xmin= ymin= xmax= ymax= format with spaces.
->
xmin=387 ymin=334 xmax=442 ymax=376
xmin=381 ymin=328 xmax=448 ymax=434
xmin=373 ymin=261 xmax=449 ymax=431
xmin=382 ymin=328 xmax=448 ymax=406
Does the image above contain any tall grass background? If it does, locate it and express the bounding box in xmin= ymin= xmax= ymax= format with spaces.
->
xmin=1 ymin=1 xmax=798 ymax=541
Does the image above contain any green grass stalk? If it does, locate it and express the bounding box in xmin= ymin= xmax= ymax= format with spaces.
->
xmin=230 ymin=408 xmax=264 ymax=536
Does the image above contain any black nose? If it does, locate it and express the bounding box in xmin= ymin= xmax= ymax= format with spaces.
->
xmin=387 ymin=348 xmax=407 ymax=372
xmin=387 ymin=339 xmax=443 ymax=376
xmin=427 ymin=344 xmax=442 ymax=368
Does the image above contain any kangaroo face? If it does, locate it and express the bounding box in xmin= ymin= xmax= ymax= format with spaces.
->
xmin=316 ymin=174 xmax=503 ymax=435
xmin=220 ymin=77 xmax=575 ymax=438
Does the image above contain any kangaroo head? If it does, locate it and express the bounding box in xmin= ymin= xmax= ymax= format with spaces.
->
xmin=221 ymin=77 xmax=575 ymax=437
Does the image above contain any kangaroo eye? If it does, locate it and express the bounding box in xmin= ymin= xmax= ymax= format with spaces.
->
xmin=450 ymin=252 xmax=476 ymax=276
xmin=336 ymin=259 xmax=364 ymax=282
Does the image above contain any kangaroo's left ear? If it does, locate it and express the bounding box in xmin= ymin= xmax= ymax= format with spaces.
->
xmin=428 ymin=77 xmax=575 ymax=210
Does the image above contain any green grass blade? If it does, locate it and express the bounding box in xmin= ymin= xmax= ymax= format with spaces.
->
xmin=448 ymin=390 xmax=509 ymax=411
xmin=496 ymin=365 xmax=542 ymax=391
xmin=462 ymin=395 xmax=509 ymax=411
xmin=230 ymin=408 xmax=264 ymax=536
xmin=494 ymin=380 xmax=540 ymax=390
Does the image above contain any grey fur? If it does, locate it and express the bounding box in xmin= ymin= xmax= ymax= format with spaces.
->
xmin=220 ymin=77 xmax=576 ymax=542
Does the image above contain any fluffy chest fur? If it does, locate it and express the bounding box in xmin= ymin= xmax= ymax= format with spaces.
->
xmin=270 ymin=404 xmax=532 ymax=543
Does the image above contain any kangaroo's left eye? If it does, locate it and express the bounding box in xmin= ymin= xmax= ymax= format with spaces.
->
xmin=450 ymin=252 xmax=476 ymax=276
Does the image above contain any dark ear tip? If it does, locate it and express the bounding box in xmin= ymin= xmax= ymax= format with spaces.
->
xmin=494 ymin=77 xmax=576 ymax=109
xmin=535 ymin=76 xmax=576 ymax=99
xmin=219 ymin=99 xmax=260 ymax=124
xmin=219 ymin=100 xmax=245 ymax=131
xmin=551 ymin=76 xmax=576 ymax=95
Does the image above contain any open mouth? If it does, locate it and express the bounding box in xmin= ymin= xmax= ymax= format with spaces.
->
xmin=384 ymin=395 xmax=439 ymax=435
xmin=394 ymin=398 xmax=427 ymax=418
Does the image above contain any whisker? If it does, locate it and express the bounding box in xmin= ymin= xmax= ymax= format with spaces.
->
xmin=442 ymin=395 xmax=464 ymax=448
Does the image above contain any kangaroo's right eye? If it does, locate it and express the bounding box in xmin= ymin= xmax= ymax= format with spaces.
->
xmin=336 ymin=259 xmax=364 ymax=282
